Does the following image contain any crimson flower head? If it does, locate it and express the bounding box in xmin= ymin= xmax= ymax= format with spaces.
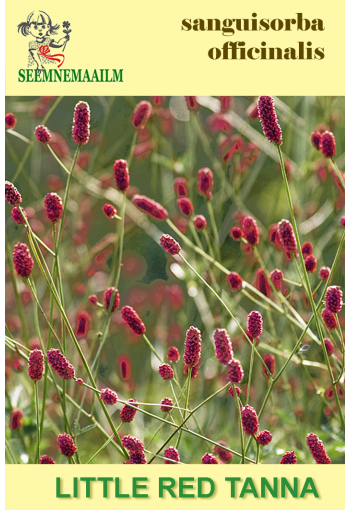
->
xmin=10 ymin=409 xmax=23 ymax=430
xmin=321 ymin=308 xmax=337 ymax=330
xmin=113 ymin=159 xmax=130 ymax=192
xmin=241 ymin=405 xmax=259 ymax=435
xmin=47 ymin=348 xmax=75 ymax=380
xmin=102 ymin=203 xmax=118 ymax=219
xmin=242 ymin=216 xmax=259 ymax=245
xmin=121 ymin=305 xmax=146 ymax=335
xmin=132 ymin=101 xmax=152 ymax=128
xmin=5 ymin=113 xmax=17 ymax=129
xmin=304 ymin=254 xmax=317 ymax=273
xmin=340 ymin=216 xmax=345 ymax=228
xmin=213 ymin=328 xmax=233 ymax=365
xmin=230 ymin=226 xmax=243 ymax=240
xmin=160 ymin=397 xmax=173 ymax=412
xmin=247 ymin=311 xmax=263 ymax=339
xmin=174 ymin=177 xmax=188 ymax=197
xmin=40 ymin=455 xmax=55 ymax=464
xmin=324 ymin=338 xmax=334 ymax=355
xmin=28 ymin=349 xmax=44 ymax=381
xmin=100 ymin=388 xmax=118 ymax=405
xmin=44 ymin=192 xmax=63 ymax=223
xmin=227 ymin=358 xmax=244 ymax=383
xmin=256 ymin=269 xmax=271 ymax=297
xmin=184 ymin=326 xmax=201 ymax=367
xmin=306 ymin=433 xmax=331 ymax=464
xmin=13 ymin=242 xmax=34 ymax=278
xmin=258 ymin=96 xmax=282 ymax=145
xmin=256 ymin=430 xmax=272 ymax=446
xmin=213 ymin=441 xmax=233 ymax=463
xmin=5 ymin=181 xmax=22 ymax=206
xmin=76 ymin=311 xmax=91 ymax=338
xmin=227 ymin=272 xmax=243 ymax=292
xmin=277 ymin=219 xmax=298 ymax=256
xmin=280 ymin=451 xmax=297 ymax=464
xmin=104 ymin=287 xmax=120 ymax=313
xmin=72 ymin=101 xmax=90 ymax=145
xmin=193 ymin=214 xmax=207 ymax=231
xmin=166 ymin=346 xmax=180 ymax=363
xmin=319 ymin=266 xmax=331 ymax=281
xmin=301 ymin=242 xmax=313 ymax=258
xmin=11 ymin=206 xmax=27 ymax=225
xmin=57 ymin=433 xmax=77 ymax=457
xmin=270 ymin=269 xmax=283 ymax=291
xmin=160 ymin=234 xmax=181 ymax=255
xmin=120 ymin=399 xmax=138 ymax=422
xmin=320 ymin=131 xmax=336 ymax=158
xmin=311 ymin=130 xmax=322 ymax=150
xmin=122 ymin=435 xmax=144 ymax=454
xmin=88 ymin=294 xmax=98 ymax=305
xmin=177 ymin=197 xmax=194 ymax=217
xmin=158 ymin=363 xmax=174 ymax=380
xmin=262 ymin=354 xmax=275 ymax=378
xmin=132 ymin=194 xmax=168 ymax=220
xmin=197 ymin=167 xmax=214 ymax=199
xmin=325 ymin=285 xmax=343 ymax=313
xmin=35 ymin=125 xmax=51 ymax=143
xmin=202 ymin=453 xmax=218 ymax=464
xmin=164 ymin=446 xmax=180 ymax=464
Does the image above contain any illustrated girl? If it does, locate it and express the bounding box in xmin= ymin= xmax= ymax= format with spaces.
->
xmin=18 ymin=11 xmax=70 ymax=71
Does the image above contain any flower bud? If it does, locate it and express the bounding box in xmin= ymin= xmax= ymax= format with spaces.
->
xmin=258 ymin=96 xmax=282 ymax=145
xmin=100 ymin=388 xmax=118 ymax=405
xmin=113 ymin=159 xmax=130 ymax=192
xmin=121 ymin=305 xmax=146 ymax=335
xmin=35 ymin=125 xmax=51 ymax=143
xmin=72 ymin=101 xmax=90 ymax=145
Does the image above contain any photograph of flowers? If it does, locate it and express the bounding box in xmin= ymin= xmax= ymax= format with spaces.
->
xmin=5 ymin=95 xmax=345 ymax=465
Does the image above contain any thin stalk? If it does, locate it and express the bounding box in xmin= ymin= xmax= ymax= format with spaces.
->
xmin=246 ymin=339 xmax=256 ymax=406
xmin=256 ymin=442 xmax=260 ymax=464
xmin=206 ymin=200 xmax=221 ymax=260
xmin=330 ymin=158 xmax=345 ymax=190
xmin=175 ymin=369 xmax=191 ymax=448
xmin=46 ymin=144 xmax=70 ymax=174
xmin=34 ymin=382 xmax=40 ymax=463
xmin=233 ymin=387 xmax=245 ymax=464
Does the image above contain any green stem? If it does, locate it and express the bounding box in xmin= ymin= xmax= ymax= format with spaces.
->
xmin=330 ymin=157 xmax=345 ymax=191
xmin=46 ymin=144 xmax=70 ymax=174
xmin=246 ymin=339 xmax=256 ymax=406
xmin=206 ymin=200 xmax=221 ymax=260
xmin=34 ymin=382 xmax=40 ymax=463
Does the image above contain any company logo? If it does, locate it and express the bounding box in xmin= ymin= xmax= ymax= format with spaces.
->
xmin=17 ymin=10 xmax=123 ymax=83
xmin=18 ymin=10 xmax=71 ymax=71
